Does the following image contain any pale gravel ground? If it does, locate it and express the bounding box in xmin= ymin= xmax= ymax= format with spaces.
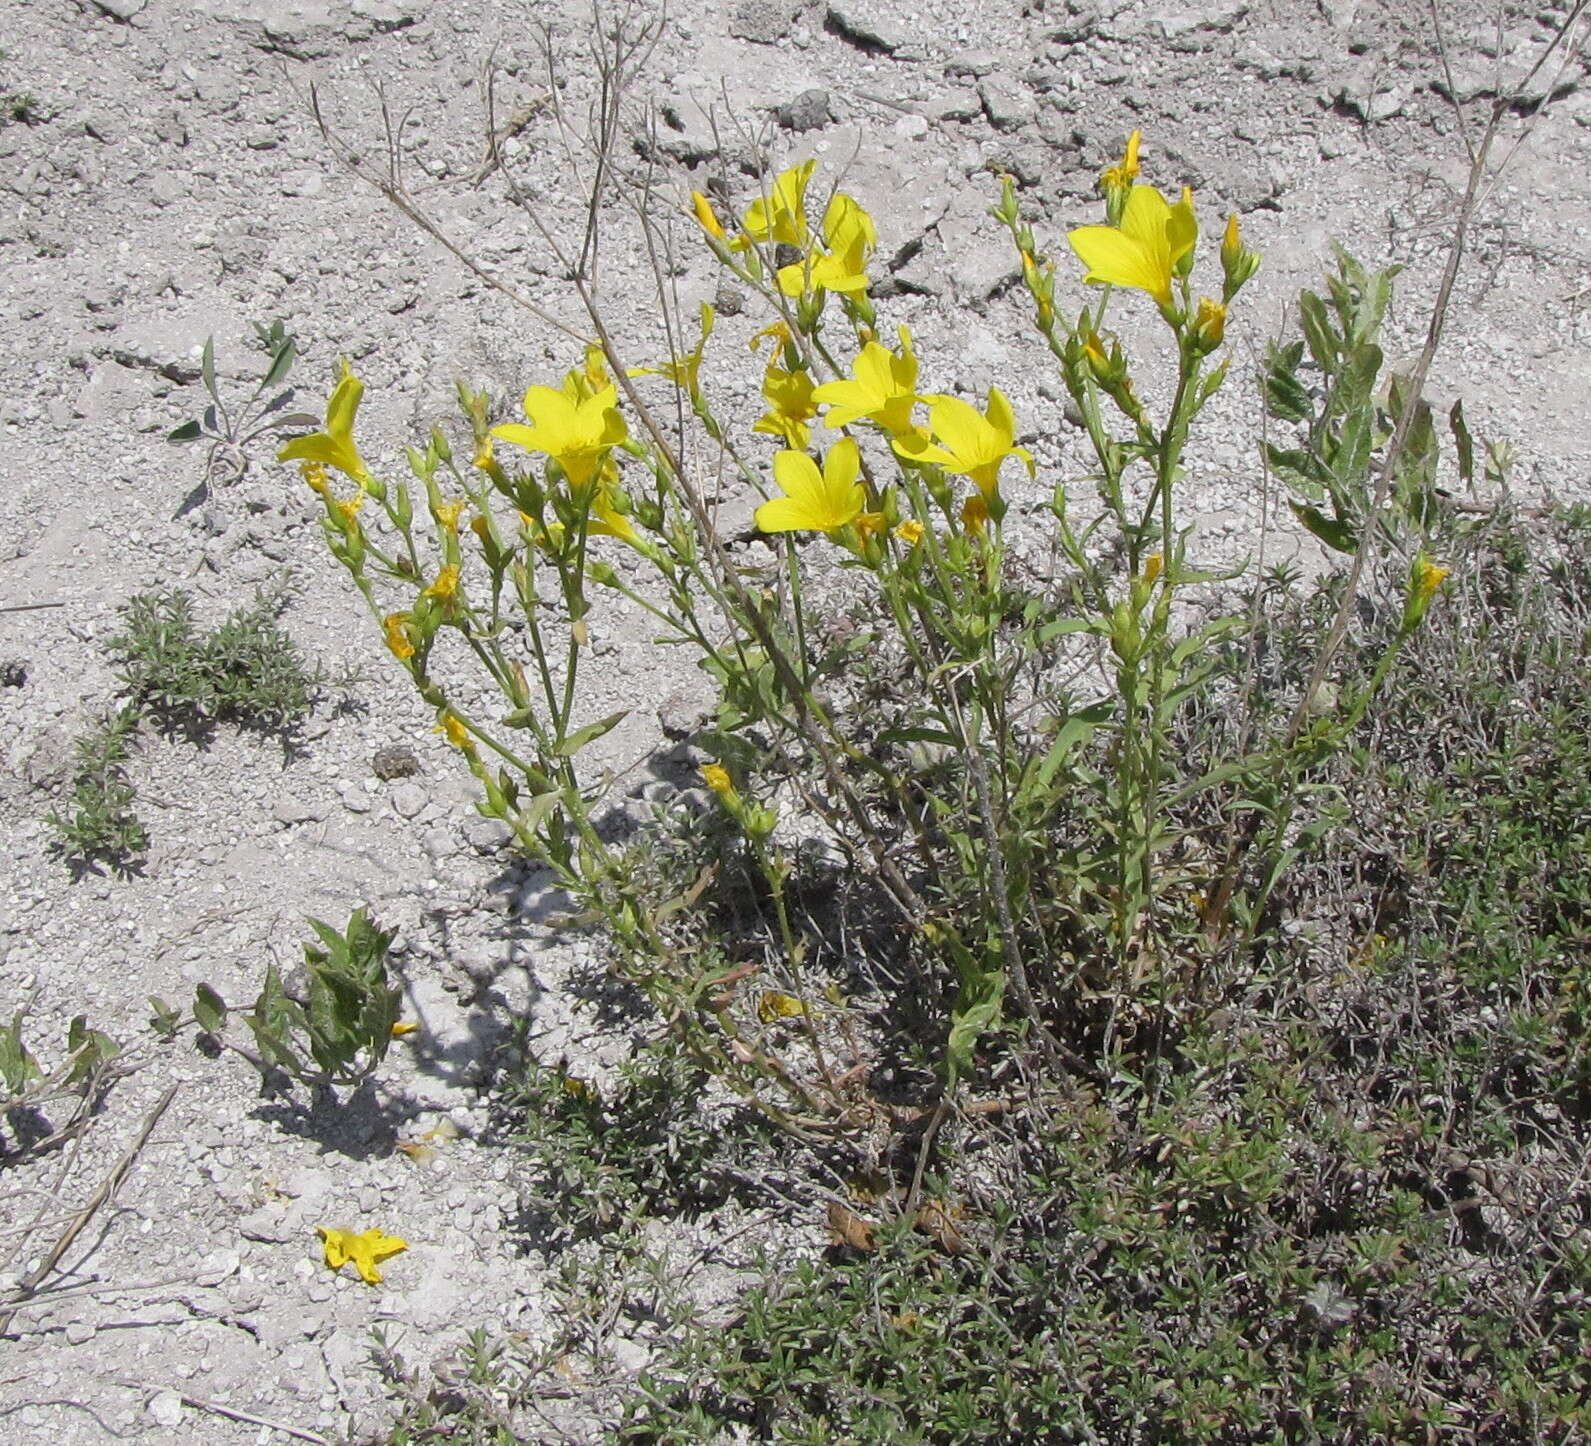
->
xmin=1 ymin=0 xmax=1588 ymax=1440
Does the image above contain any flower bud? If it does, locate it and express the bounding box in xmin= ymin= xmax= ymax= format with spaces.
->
xmin=691 ymin=191 xmax=726 ymax=241
xmin=1220 ymin=213 xmax=1262 ymax=302
xmin=1190 ymin=298 xmax=1226 ymax=356
xmin=1401 ymin=553 xmax=1450 ymax=631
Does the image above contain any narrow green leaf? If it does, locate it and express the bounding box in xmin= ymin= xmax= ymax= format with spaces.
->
xmin=166 ymin=419 xmax=205 ymax=444
xmin=1289 ymin=501 xmax=1358 ymax=554
xmin=263 ymin=338 xmax=296 ymax=390
xmin=1035 ymin=618 xmax=1103 ymax=646
xmin=555 ymin=708 xmax=629 ymax=758
xmin=201 ymin=336 xmax=217 ymax=401
xmin=1449 ymin=399 xmax=1475 ymax=485
xmin=1035 ymin=702 xmax=1114 ymax=792
xmin=877 ymin=725 xmax=960 ymax=750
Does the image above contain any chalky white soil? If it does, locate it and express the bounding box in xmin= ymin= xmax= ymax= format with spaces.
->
xmin=1 ymin=0 xmax=1588 ymax=1440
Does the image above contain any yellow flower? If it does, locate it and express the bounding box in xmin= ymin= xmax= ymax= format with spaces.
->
xmin=739 ymin=161 xmax=813 ymax=248
xmin=300 ymin=461 xmax=331 ymax=496
xmin=1143 ymin=552 xmax=1163 ymax=584
xmin=894 ymin=519 xmax=925 ymax=547
xmin=472 ymin=437 xmax=495 ymax=471
xmin=383 ymin=612 xmax=416 ymax=661
xmin=752 ymin=364 xmax=819 ymax=450
xmin=750 ymin=320 xmax=792 ymax=354
xmin=423 ymin=565 xmax=460 ymax=603
xmin=691 ymin=190 xmax=726 ymax=240
xmin=391 ymin=1020 xmax=420 ymax=1038
xmin=1417 ymin=558 xmax=1451 ymax=595
xmin=757 ymin=991 xmax=807 ymax=1022
xmin=812 ymin=328 xmax=920 ymax=437
xmin=435 ymin=710 xmax=476 ymax=752
xmin=630 ymin=304 xmax=715 ymax=396
xmin=333 ymin=493 xmax=365 ymax=532
xmin=1403 ymin=552 xmax=1450 ymax=629
xmin=702 ymin=763 xmax=734 ymax=796
xmin=588 ymin=461 xmax=641 ymax=545
xmin=755 ymin=437 xmax=866 ymax=535
xmin=961 ymin=492 xmax=990 ymax=536
xmin=893 ymin=388 xmax=1033 ymax=500
xmin=777 ymin=193 xmax=876 ymax=297
xmin=316 ymin=1226 xmax=408 ymax=1285
xmin=279 ymin=363 xmax=372 ymax=484
xmin=854 ymin=512 xmax=887 ymax=543
xmin=433 ymin=498 xmax=467 ymax=532
xmin=1068 ymin=183 xmax=1199 ymax=307
xmin=491 ymin=384 xmax=628 ymax=490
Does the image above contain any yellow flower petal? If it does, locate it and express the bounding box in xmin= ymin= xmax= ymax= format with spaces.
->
xmin=278 ymin=366 xmax=371 ymax=483
xmin=755 ymin=439 xmax=865 ymax=534
xmin=316 ymin=1226 xmax=408 ymax=1285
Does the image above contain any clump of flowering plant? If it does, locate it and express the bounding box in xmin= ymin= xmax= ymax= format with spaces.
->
xmin=290 ymin=132 xmax=1454 ymax=1148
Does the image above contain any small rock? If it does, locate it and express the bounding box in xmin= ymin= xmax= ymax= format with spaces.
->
xmin=372 ymin=745 xmax=421 ymax=780
xmin=894 ymin=112 xmax=929 ymax=140
xmin=273 ymin=794 xmax=329 ymax=826
xmin=461 ymin=814 xmax=513 ymax=855
xmin=1143 ymin=0 xmax=1250 ymax=47
xmin=944 ymin=49 xmax=999 ymax=78
xmin=280 ymin=169 xmax=324 ymax=199
xmin=0 ymin=658 xmax=26 ymax=687
xmin=90 ymin=0 xmax=149 ymax=19
xmin=65 ymin=1320 xmax=96 ymax=1345
xmin=391 ymin=783 xmax=427 ymax=820
xmin=775 ymin=88 xmax=832 ymax=132
xmin=979 ymin=76 xmax=1037 ymax=132
xmin=336 ymin=780 xmax=372 ymax=814
xmin=714 ymin=279 xmax=746 ymax=316
xmin=729 ymin=0 xmax=802 ymax=44
xmin=147 ymin=1390 xmax=183 ymax=1429
xmin=827 ymin=1 xmax=913 ymax=54
xmin=197 ymin=1248 xmax=241 ymax=1281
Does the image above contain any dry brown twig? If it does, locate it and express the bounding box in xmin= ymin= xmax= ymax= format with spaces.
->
xmin=0 ymin=1083 xmax=177 ymax=1339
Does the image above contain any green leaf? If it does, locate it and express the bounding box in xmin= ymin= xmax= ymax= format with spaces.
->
xmin=1035 ymin=618 xmax=1104 ymax=646
xmin=1331 ymin=342 xmax=1383 ymax=422
xmin=1450 ymin=399 xmax=1475 ymax=486
xmin=1265 ymin=369 xmax=1313 ymax=425
xmin=200 ymin=336 xmax=217 ymax=401
xmin=0 ymin=1012 xmax=40 ymax=1095
xmin=263 ymin=338 xmax=296 ymax=390
xmin=946 ymin=972 xmax=1004 ymax=1089
xmin=192 ymin=983 xmax=228 ymax=1036
xmin=555 ymin=709 xmax=629 ymax=758
xmin=166 ymin=419 xmax=205 ymax=444
xmin=1035 ymin=701 xmax=1114 ymax=793
xmin=876 ymin=725 xmax=959 ymax=750
xmin=66 ymin=1016 xmax=119 ymax=1085
xmin=1329 ymin=404 xmax=1375 ymax=492
xmin=1298 ymin=291 xmax=1339 ymax=374
xmin=1289 ymin=501 xmax=1358 ymax=554
xmin=1264 ymin=444 xmax=1328 ymax=493
xmin=147 ymin=995 xmax=182 ymax=1039
xmin=248 ymin=965 xmax=309 ymax=1078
